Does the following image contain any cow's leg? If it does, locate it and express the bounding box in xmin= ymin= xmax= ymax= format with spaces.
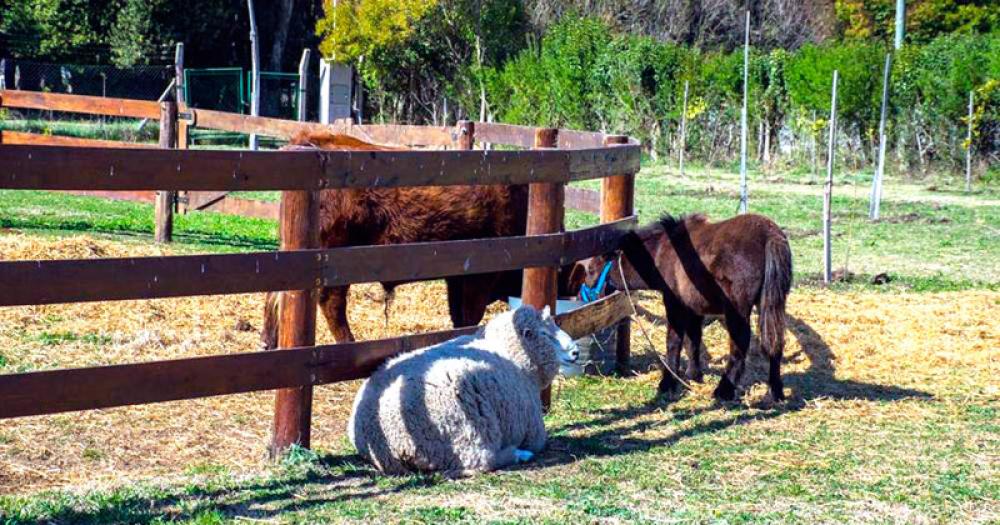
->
xmin=445 ymin=277 xmax=466 ymax=327
xmin=447 ymin=274 xmax=499 ymax=328
xmin=319 ymin=285 xmax=354 ymax=343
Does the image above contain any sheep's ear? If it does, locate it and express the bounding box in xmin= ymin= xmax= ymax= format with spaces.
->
xmin=541 ymin=305 xmax=552 ymax=320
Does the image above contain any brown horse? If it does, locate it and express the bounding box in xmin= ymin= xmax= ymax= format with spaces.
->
xmin=575 ymin=213 xmax=792 ymax=402
xmin=262 ymin=130 xmax=533 ymax=349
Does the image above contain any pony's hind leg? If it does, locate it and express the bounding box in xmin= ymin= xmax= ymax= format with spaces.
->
xmin=758 ymin=309 xmax=787 ymax=402
xmin=684 ymin=316 xmax=705 ymax=383
xmin=319 ymin=285 xmax=355 ymax=343
xmin=715 ymin=308 xmax=753 ymax=402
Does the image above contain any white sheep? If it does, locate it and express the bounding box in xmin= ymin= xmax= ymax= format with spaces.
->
xmin=347 ymin=305 xmax=579 ymax=477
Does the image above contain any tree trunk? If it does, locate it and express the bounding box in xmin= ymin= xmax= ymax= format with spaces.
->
xmin=269 ymin=0 xmax=297 ymax=71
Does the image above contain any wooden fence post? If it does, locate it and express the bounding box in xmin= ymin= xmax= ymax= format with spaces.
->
xmin=269 ymin=190 xmax=320 ymax=458
xmin=522 ymin=127 xmax=562 ymax=411
xmin=601 ymin=135 xmax=634 ymax=375
xmin=456 ymin=120 xmax=474 ymax=150
xmin=154 ymin=101 xmax=177 ymax=243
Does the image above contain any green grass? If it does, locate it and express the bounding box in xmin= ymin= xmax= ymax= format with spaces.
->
xmin=1 ymin=376 xmax=995 ymax=524
xmin=0 ymin=117 xmax=159 ymax=144
xmin=567 ymin=162 xmax=1000 ymax=291
xmin=0 ymin=189 xmax=277 ymax=252
xmin=0 ymin=157 xmax=997 ymax=524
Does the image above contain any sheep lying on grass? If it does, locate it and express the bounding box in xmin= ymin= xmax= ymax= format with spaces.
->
xmin=348 ymin=305 xmax=579 ymax=476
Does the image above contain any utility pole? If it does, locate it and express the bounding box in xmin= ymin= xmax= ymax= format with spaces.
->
xmin=297 ymin=49 xmax=311 ymax=122
xmin=738 ymin=9 xmax=750 ymax=214
xmin=679 ymin=80 xmax=689 ymax=177
xmin=966 ymin=90 xmax=974 ymax=192
xmin=823 ymin=71 xmax=839 ymax=285
xmin=870 ymin=53 xmax=891 ymax=220
xmin=247 ymin=0 xmax=261 ymax=150
xmin=895 ymin=0 xmax=906 ymax=49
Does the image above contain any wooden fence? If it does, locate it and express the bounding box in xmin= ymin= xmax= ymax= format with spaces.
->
xmin=0 ymin=90 xmax=606 ymax=225
xmin=0 ymin=89 xmax=641 ymax=459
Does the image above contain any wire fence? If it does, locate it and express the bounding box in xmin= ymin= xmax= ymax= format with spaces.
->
xmin=1 ymin=60 xmax=172 ymax=100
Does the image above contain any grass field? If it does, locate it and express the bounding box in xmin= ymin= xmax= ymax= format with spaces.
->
xmin=0 ymin=159 xmax=997 ymax=524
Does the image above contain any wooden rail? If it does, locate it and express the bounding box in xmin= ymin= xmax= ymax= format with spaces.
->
xmin=0 ymin=143 xmax=639 ymax=191
xmin=0 ymin=130 xmax=153 ymax=149
xmin=0 ymin=90 xmax=162 ymax=119
xmin=0 ymin=292 xmax=629 ymax=420
xmin=0 ymin=218 xmax=634 ymax=307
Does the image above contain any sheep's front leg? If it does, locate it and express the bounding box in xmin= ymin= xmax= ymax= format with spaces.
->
xmin=521 ymin=405 xmax=547 ymax=453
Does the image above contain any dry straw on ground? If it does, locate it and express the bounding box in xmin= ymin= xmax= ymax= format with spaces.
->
xmin=0 ymin=233 xmax=997 ymax=495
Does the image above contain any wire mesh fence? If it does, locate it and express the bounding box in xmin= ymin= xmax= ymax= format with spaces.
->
xmin=1 ymin=59 xmax=318 ymax=148
xmin=1 ymin=60 xmax=172 ymax=100
xmin=185 ymin=68 xmax=245 ymax=114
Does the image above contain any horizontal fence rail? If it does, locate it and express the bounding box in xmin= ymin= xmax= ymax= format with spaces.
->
xmin=0 ymin=91 xmax=633 ymax=151
xmin=0 ymin=143 xmax=640 ymax=191
xmin=0 ymin=90 xmax=161 ymax=119
xmin=0 ymin=217 xmax=635 ymax=306
xmin=0 ymin=292 xmax=630 ymax=419
xmin=0 ymin=130 xmax=154 ymax=149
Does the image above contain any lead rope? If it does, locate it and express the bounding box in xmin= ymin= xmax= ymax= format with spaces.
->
xmin=615 ymin=253 xmax=694 ymax=392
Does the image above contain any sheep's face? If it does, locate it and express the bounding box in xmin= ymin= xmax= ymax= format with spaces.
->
xmin=485 ymin=306 xmax=578 ymax=389
xmin=540 ymin=307 xmax=580 ymax=368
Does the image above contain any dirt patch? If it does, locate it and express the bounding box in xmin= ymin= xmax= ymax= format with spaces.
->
xmin=879 ymin=212 xmax=952 ymax=225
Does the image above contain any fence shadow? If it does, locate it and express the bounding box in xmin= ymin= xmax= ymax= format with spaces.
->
xmin=33 ymin=453 xmax=442 ymax=524
xmin=534 ymin=313 xmax=932 ymax=469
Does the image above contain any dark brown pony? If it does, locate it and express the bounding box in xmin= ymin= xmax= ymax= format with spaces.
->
xmin=262 ymin=130 xmax=531 ymax=349
xmin=576 ymin=213 xmax=792 ymax=402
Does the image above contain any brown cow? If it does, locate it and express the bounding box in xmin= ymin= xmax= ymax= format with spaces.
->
xmin=261 ymin=130 xmax=530 ymax=348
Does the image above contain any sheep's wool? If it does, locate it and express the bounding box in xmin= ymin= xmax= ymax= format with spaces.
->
xmin=348 ymin=306 xmax=571 ymax=476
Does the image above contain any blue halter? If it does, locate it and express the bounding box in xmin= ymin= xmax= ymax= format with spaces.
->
xmin=579 ymin=261 xmax=614 ymax=303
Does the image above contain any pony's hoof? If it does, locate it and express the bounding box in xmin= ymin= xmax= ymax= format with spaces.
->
xmin=657 ymin=375 xmax=682 ymax=396
xmin=514 ymin=449 xmax=534 ymax=463
xmin=713 ymin=378 xmax=738 ymax=402
xmin=686 ymin=370 xmax=705 ymax=383
xmin=769 ymin=387 xmax=786 ymax=403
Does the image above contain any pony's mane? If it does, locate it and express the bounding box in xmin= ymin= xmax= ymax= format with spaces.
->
xmin=642 ymin=213 xmax=708 ymax=237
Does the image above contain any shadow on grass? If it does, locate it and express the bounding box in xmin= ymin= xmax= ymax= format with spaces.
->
xmin=17 ymin=454 xmax=441 ymax=524
xmin=538 ymin=314 xmax=932 ymax=468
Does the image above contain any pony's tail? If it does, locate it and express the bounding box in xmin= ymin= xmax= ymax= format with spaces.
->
xmin=261 ymin=292 xmax=280 ymax=350
xmin=758 ymin=233 xmax=793 ymax=359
